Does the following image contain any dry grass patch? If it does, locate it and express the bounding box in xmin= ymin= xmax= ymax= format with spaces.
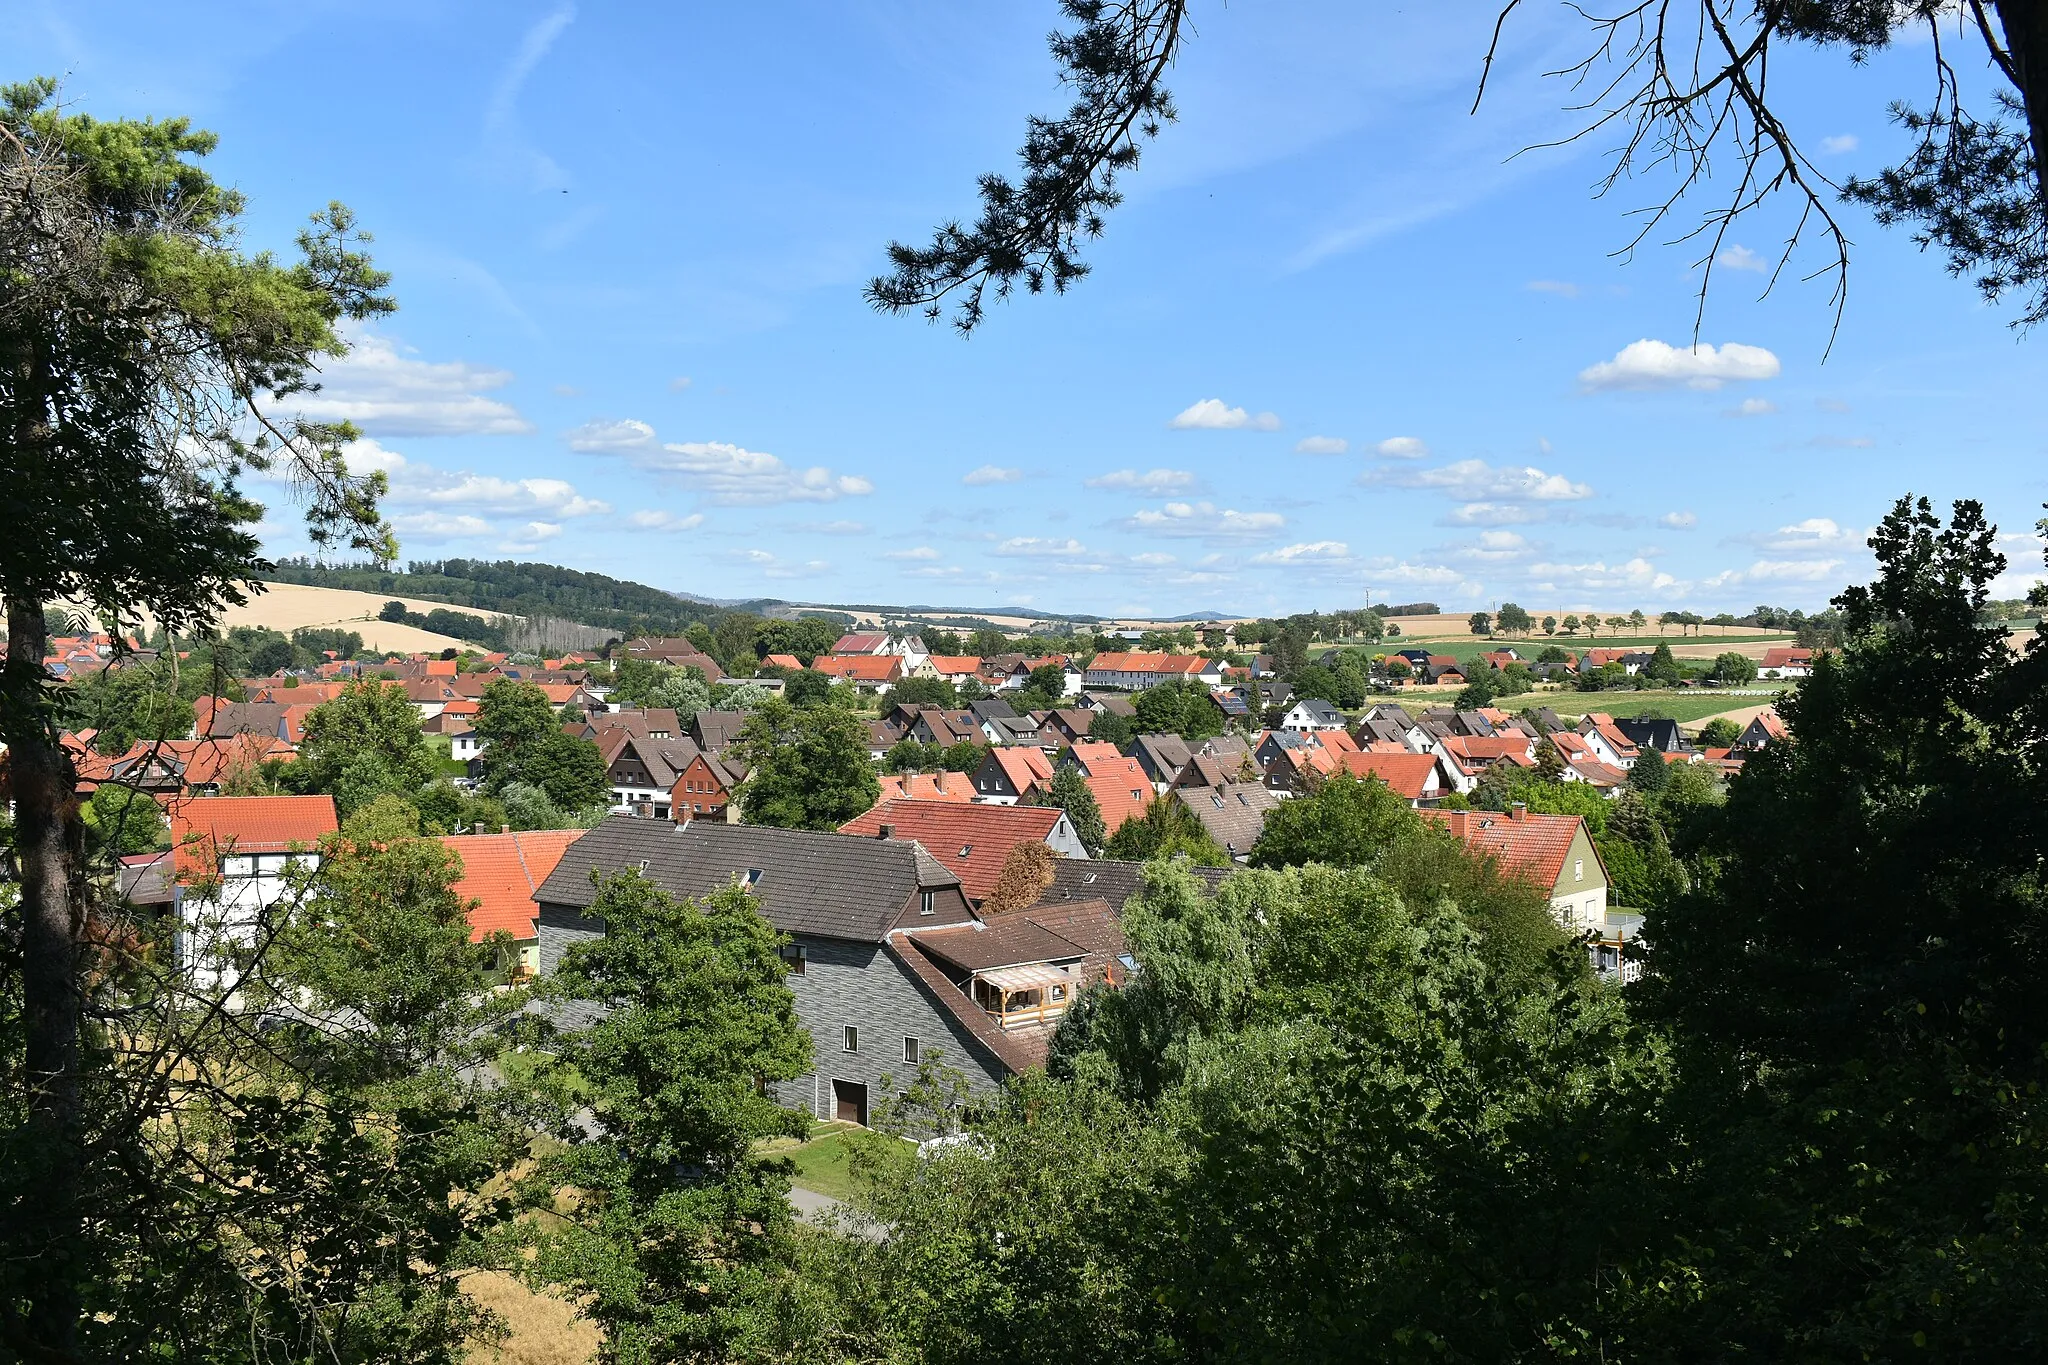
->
xmin=464 ymin=1270 xmax=599 ymax=1365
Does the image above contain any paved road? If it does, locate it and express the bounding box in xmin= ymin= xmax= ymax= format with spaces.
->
xmin=788 ymin=1185 xmax=887 ymax=1241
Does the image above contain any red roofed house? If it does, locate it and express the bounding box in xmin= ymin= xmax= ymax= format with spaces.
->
xmin=1422 ymin=806 xmax=1611 ymax=932
xmin=840 ymin=799 xmax=1089 ymax=902
xmin=170 ymin=795 xmax=339 ymax=990
xmin=1061 ymin=741 xmax=1131 ymax=777
xmin=1737 ymin=706 xmax=1791 ymax=749
xmin=924 ymin=655 xmax=984 ymax=685
xmin=1332 ymin=750 xmax=1454 ymax=806
xmin=832 ymin=632 xmax=892 ymax=655
xmin=1429 ymin=733 xmax=1538 ymax=794
xmin=1759 ymin=646 xmax=1814 ymax=678
xmin=440 ymin=828 xmax=585 ymax=978
xmin=813 ymin=653 xmax=906 ymax=694
xmin=971 ymin=744 xmax=1057 ymax=805
xmin=1079 ymin=754 xmax=1154 ymax=838
xmin=761 ymin=653 xmax=804 ymax=672
xmin=1081 ymin=652 xmax=1222 ymax=692
xmin=1575 ymin=714 xmax=1641 ymax=770
xmin=875 ymin=770 xmax=977 ymax=805
xmin=671 ymin=752 xmax=746 ymax=822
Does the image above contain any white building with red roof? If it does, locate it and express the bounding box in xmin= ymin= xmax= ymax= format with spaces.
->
xmin=1422 ymin=806 xmax=1612 ymax=931
xmin=170 ymin=795 xmax=339 ymax=990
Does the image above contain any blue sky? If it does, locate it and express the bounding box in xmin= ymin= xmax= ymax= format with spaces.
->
xmin=15 ymin=2 xmax=2046 ymax=617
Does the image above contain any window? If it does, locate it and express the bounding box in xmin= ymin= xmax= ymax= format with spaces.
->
xmin=744 ymin=868 xmax=764 ymax=887
xmin=1574 ymin=859 xmax=1584 ymax=882
xmin=903 ymin=1036 xmax=921 ymax=1064
xmin=780 ymin=944 xmax=805 ymax=975
xmin=920 ymin=890 xmax=936 ymax=916
xmin=842 ymin=1025 xmax=859 ymax=1053
xmin=957 ymin=844 xmax=973 ymax=858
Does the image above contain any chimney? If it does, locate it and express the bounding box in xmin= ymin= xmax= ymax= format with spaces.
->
xmin=878 ymin=823 xmax=895 ymax=840
xmin=1509 ymin=802 xmax=1527 ymax=822
xmin=501 ymin=823 xmax=511 ymax=834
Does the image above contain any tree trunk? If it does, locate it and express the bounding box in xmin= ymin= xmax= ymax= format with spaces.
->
xmin=1992 ymin=0 xmax=2048 ymax=208
xmin=4 ymin=594 xmax=85 ymax=1356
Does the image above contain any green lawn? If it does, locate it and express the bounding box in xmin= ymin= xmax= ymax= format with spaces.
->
xmin=1494 ymin=689 xmax=1790 ymax=723
xmin=756 ymin=1121 xmax=912 ymax=1202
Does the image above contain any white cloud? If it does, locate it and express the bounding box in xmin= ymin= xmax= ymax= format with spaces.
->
xmin=1362 ymin=558 xmax=1482 ymax=594
xmin=992 ymin=537 xmax=1088 ymax=557
xmin=668 ymin=376 xmax=693 ymax=391
xmin=413 ymin=474 xmax=610 ymax=518
xmin=626 ymin=509 xmax=704 ymax=532
xmin=1251 ymin=541 xmax=1352 ymax=565
xmin=392 ymin=512 xmax=492 ymax=539
xmin=1444 ymin=501 xmax=1546 ymax=526
xmin=962 ymin=464 xmax=1023 ymax=486
xmin=1528 ymin=557 xmax=1677 ymax=592
xmin=1375 ymin=436 xmax=1429 ymax=459
xmin=1084 ymin=468 xmax=1197 ymax=494
xmin=1703 ymin=558 xmax=1845 ymax=587
xmin=1821 ymin=134 xmax=1859 ymax=154
xmin=1123 ymin=501 xmax=1286 ymax=541
xmin=293 ymin=329 xmax=531 ymax=435
xmin=1294 ymin=436 xmax=1349 ymax=455
xmin=1129 ymin=552 xmax=1176 ymax=566
xmin=566 ymin=418 xmax=658 ymax=452
xmin=1169 ymin=398 xmax=1282 ymax=431
xmin=1716 ymin=244 xmax=1766 ymax=272
xmin=885 ymin=546 xmax=941 ymax=560
xmin=731 ymin=549 xmax=831 ymax=580
xmin=340 ymin=438 xmax=408 ymax=476
xmin=798 ymin=520 xmax=869 ymax=535
xmin=631 ymin=441 xmax=872 ymax=506
xmin=1728 ymin=398 xmax=1778 ymax=417
xmin=1746 ymin=517 xmax=1865 ymax=555
xmin=1661 ymin=510 xmax=1699 ymax=529
xmin=483 ymin=2 xmax=575 ymax=189
xmin=1376 ymin=458 xmax=1593 ymax=502
xmin=1458 ymin=530 xmax=1532 ymax=561
xmin=1526 ymin=280 xmax=1580 ymax=297
xmin=499 ymin=520 xmax=562 ymax=552
xmin=1579 ymin=339 xmax=1782 ymax=391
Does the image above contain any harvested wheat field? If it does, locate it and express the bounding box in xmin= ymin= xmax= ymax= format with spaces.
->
xmin=463 ymin=1270 xmax=599 ymax=1365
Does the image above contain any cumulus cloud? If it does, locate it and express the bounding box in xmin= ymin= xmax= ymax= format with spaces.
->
xmin=1294 ymin=436 xmax=1349 ymax=455
xmin=1457 ymin=530 xmax=1533 ymax=562
xmin=1703 ymin=558 xmax=1845 ymax=587
xmin=1716 ymin=244 xmax=1766 ymax=272
xmin=1727 ymin=397 xmax=1778 ymax=417
xmin=630 ymin=441 xmax=872 ymax=506
xmin=1374 ymin=458 xmax=1592 ymax=502
xmin=499 ymin=521 xmax=562 ymax=552
xmin=392 ymin=511 xmax=492 ymax=539
xmin=962 ymin=464 xmax=1023 ymax=486
xmin=566 ymin=418 xmax=657 ymax=451
xmin=341 ymin=438 xmax=609 ymax=520
xmin=1821 ymin=134 xmax=1859 ymax=154
xmin=1744 ymin=517 xmax=1865 ymax=555
xmin=1579 ymin=339 xmax=1781 ymax=391
xmin=1361 ymin=558 xmax=1481 ymax=593
xmin=626 ymin=509 xmax=704 ymax=532
xmin=993 ymin=537 xmax=1088 ymax=557
xmin=293 ymin=330 xmax=531 ymax=436
xmin=885 ymin=546 xmax=941 ymax=560
xmin=1085 ymin=468 xmax=1197 ymax=494
xmin=1375 ymin=436 xmax=1429 ymax=459
xmin=730 ymin=549 xmax=831 ymax=580
xmin=1250 ymin=541 xmax=1352 ymax=565
xmin=1443 ymin=501 xmax=1547 ymax=526
xmin=1527 ymin=557 xmax=1677 ymax=592
xmin=1661 ymin=510 xmax=1699 ymax=529
xmin=1123 ymin=501 xmax=1286 ymax=541
xmin=1169 ymin=398 xmax=1282 ymax=431
xmin=1526 ymin=280 xmax=1580 ymax=297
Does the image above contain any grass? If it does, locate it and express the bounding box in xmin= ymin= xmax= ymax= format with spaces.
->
xmin=1493 ymin=689 xmax=1789 ymax=723
xmin=753 ymin=1120 xmax=914 ymax=1203
xmin=463 ymin=1270 xmax=600 ymax=1365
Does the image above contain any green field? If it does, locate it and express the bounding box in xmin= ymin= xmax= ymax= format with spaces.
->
xmin=1493 ymin=689 xmax=1790 ymax=724
xmin=758 ymin=1121 xmax=914 ymax=1201
xmin=1318 ymin=631 xmax=1793 ymax=653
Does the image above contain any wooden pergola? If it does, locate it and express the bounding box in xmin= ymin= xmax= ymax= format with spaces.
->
xmin=970 ymin=962 xmax=1073 ymax=1030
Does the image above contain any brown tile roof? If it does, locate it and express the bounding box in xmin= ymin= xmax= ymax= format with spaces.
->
xmin=1085 ymin=652 xmax=1205 ymax=676
xmin=1175 ymin=781 xmax=1277 ymax=856
xmin=814 ymin=654 xmax=905 ymax=683
xmin=875 ymin=771 xmax=977 ymax=803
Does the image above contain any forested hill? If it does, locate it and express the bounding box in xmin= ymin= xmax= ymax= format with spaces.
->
xmin=268 ymin=558 xmax=785 ymax=634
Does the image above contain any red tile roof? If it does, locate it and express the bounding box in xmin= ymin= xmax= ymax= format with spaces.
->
xmin=1333 ymin=751 xmax=1442 ymax=799
xmin=1065 ymin=741 xmax=1126 ymax=774
xmin=814 ymin=654 xmax=905 ymax=683
xmin=439 ymin=829 xmax=586 ymax=942
xmin=761 ymin=653 xmax=804 ymax=671
xmin=833 ymin=632 xmax=890 ymax=653
xmin=926 ymin=655 xmax=982 ymax=675
xmin=171 ymin=796 xmax=338 ymax=877
xmin=1085 ymin=652 xmax=1205 ymax=676
xmin=986 ymin=745 xmax=1055 ymax=796
xmin=1421 ymin=807 xmax=1602 ymax=893
xmin=840 ymin=800 xmax=1066 ymax=901
xmin=1081 ymin=757 xmax=1153 ymax=835
xmin=876 ymin=771 xmax=977 ymax=803
xmin=1761 ymin=646 xmax=1813 ymax=669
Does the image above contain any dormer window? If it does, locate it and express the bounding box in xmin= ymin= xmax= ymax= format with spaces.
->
xmin=744 ymin=868 xmax=764 ymax=887
xmin=957 ymin=844 xmax=972 ymax=859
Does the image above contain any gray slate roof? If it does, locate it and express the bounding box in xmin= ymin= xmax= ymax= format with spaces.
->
xmin=533 ymin=816 xmax=960 ymax=944
xmin=1035 ymin=856 xmax=1230 ymax=915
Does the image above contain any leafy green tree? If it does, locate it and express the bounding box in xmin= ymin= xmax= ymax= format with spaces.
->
xmin=1645 ymin=642 xmax=1683 ymax=685
xmin=1712 ymin=650 xmax=1759 ymax=684
xmin=1561 ymin=614 xmax=1582 ymax=636
xmin=474 ymin=678 xmax=599 ymax=807
xmin=940 ymin=739 xmax=987 ymax=773
xmin=1087 ymin=709 xmax=1137 ymax=747
xmin=646 ymin=670 xmax=711 ymax=718
xmin=1248 ymin=772 xmax=1420 ymax=869
xmin=82 ymin=784 xmax=166 ymax=858
xmin=1496 ymin=602 xmax=1533 ymax=635
xmin=1542 ymin=615 xmax=1557 ymax=635
xmin=883 ymin=738 xmax=939 ymax=773
xmin=1102 ymin=794 xmax=1229 ymax=865
xmin=1698 ymin=717 xmax=1742 ymax=749
xmin=1132 ymin=678 xmax=1220 ymax=741
xmin=287 ymin=679 xmax=437 ymax=817
xmin=517 ymin=872 xmax=813 ymax=1361
xmin=1628 ymin=609 xmax=1647 ymax=633
xmin=733 ymin=699 xmax=880 ymax=830
xmin=66 ymin=661 xmax=195 ymax=755
xmin=512 ymin=732 xmax=607 ymax=811
xmin=378 ymin=599 xmax=408 ymax=622
xmin=754 ymin=616 xmax=839 ymax=664
xmin=1468 ymin=610 xmax=1492 ymax=636
xmin=888 ymin=675 xmax=959 ymax=708
xmin=1043 ymin=763 xmax=1108 ymax=855
xmin=1628 ymin=750 xmax=1672 ymax=794
xmin=782 ymin=668 xmax=833 ymax=708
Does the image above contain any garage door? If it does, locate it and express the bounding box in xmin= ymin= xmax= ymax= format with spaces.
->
xmin=832 ymin=1079 xmax=868 ymax=1127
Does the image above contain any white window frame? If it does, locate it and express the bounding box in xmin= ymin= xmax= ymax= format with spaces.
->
xmin=842 ymin=1025 xmax=859 ymax=1053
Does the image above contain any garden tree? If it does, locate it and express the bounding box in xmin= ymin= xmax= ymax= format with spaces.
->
xmin=922 ymin=627 xmax=964 ymax=656
xmin=1101 ymin=793 xmax=1231 ymax=866
xmin=411 ymin=778 xmax=507 ymax=837
xmin=80 ymin=783 xmax=165 ymax=858
xmin=1716 ymin=650 xmax=1761 ymax=684
xmin=1468 ymin=610 xmax=1492 ymax=636
xmin=883 ymin=738 xmax=940 ymax=774
xmin=782 ymin=667 xmax=833 ymax=708
xmin=514 ymin=872 xmax=815 ymax=1361
xmin=1629 ymin=751 xmax=1673 ymax=794
xmin=1131 ymin=677 xmax=1221 ymax=740
xmin=64 ymin=659 xmax=194 ymax=755
xmin=1382 ymin=656 xmax=1411 ymax=682
xmin=645 ymin=669 xmax=711 ymax=719
xmin=1087 ymin=708 xmax=1138 ymax=747
xmin=871 ymin=1 xmax=2048 ymax=335
xmin=1645 ymin=642 xmax=1684 ymax=685
xmin=1532 ymin=735 xmax=1567 ymax=782
xmin=1011 ymin=662 xmax=1070 ymax=712
xmin=1041 ymin=763 xmax=1109 ymax=855
xmin=1600 ymin=790 xmax=1689 ymax=911
xmin=1248 ymin=771 xmax=1420 ymax=869
xmin=966 ymin=627 xmax=1011 ymax=656
xmin=1454 ymin=665 xmax=1507 ymax=711
xmin=753 ymin=616 xmax=838 ymax=664
xmin=471 ymin=680 xmax=603 ymax=811
xmin=732 ymin=699 xmax=880 ymax=830
xmin=1495 ymin=602 xmax=1533 ymax=636
xmin=605 ymin=656 xmax=675 ymax=708
xmin=980 ymin=840 xmax=1060 ymax=916
xmin=940 ymin=739 xmax=987 ymax=773
xmin=856 ymin=862 xmax=1636 ymax=1362
xmin=1698 ymin=716 xmax=1743 ymax=748
xmin=888 ymin=675 xmax=960 ymax=709
xmin=713 ymin=680 xmax=770 ymax=712
xmin=286 ymin=679 xmax=438 ymax=817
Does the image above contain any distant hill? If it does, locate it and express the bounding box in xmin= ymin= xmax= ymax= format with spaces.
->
xmin=269 ymin=558 xmax=739 ymax=637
